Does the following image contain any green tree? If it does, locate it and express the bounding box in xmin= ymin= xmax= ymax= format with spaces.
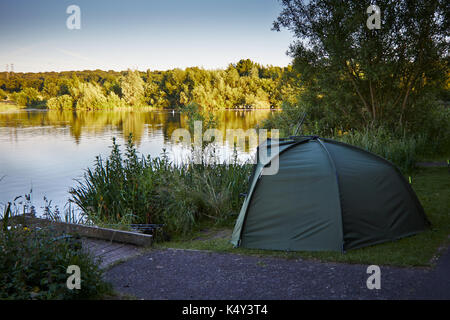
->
xmin=273 ymin=0 xmax=449 ymax=129
xmin=120 ymin=69 xmax=145 ymax=106
xmin=70 ymin=82 xmax=107 ymax=109
xmin=42 ymin=79 xmax=59 ymax=99
xmin=47 ymin=94 xmax=74 ymax=109
xmin=11 ymin=87 xmax=41 ymax=107
xmin=235 ymin=59 xmax=258 ymax=77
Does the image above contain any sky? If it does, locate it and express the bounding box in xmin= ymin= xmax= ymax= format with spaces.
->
xmin=0 ymin=0 xmax=294 ymax=73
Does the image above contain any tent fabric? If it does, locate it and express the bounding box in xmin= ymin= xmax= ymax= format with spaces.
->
xmin=231 ymin=136 xmax=430 ymax=252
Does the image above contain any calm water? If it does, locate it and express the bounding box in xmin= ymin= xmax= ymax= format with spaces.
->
xmin=0 ymin=108 xmax=272 ymax=215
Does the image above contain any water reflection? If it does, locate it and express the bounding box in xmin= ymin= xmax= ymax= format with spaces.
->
xmin=0 ymin=108 xmax=271 ymax=145
xmin=0 ymin=108 xmax=272 ymax=213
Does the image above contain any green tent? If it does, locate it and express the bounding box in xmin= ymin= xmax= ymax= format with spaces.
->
xmin=231 ymin=136 xmax=430 ymax=252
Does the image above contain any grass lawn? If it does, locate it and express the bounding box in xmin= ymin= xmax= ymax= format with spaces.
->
xmin=156 ymin=167 xmax=450 ymax=267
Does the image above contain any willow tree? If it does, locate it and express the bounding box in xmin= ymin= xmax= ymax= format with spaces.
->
xmin=120 ymin=69 xmax=145 ymax=106
xmin=274 ymin=0 xmax=449 ymax=129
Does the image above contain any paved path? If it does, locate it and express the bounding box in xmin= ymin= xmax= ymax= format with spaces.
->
xmin=414 ymin=246 xmax=450 ymax=299
xmin=104 ymin=246 xmax=450 ymax=300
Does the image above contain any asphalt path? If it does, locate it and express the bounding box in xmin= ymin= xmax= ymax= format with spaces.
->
xmin=104 ymin=246 xmax=450 ymax=300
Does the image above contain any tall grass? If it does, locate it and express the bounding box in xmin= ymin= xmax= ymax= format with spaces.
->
xmin=70 ymin=135 xmax=252 ymax=238
xmin=333 ymin=127 xmax=427 ymax=174
xmin=263 ymin=101 xmax=450 ymax=173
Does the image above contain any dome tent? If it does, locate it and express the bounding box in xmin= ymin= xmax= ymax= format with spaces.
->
xmin=231 ymin=136 xmax=430 ymax=252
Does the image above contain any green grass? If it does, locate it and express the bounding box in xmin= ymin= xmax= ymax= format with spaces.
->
xmin=156 ymin=167 xmax=450 ymax=267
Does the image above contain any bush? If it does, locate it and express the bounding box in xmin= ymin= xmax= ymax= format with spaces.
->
xmin=262 ymin=99 xmax=450 ymax=171
xmin=417 ymin=104 xmax=450 ymax=156
xmin=0 ymin=210 xmax=111 ymax=299
xmin=70 ymin=82 xmax=107 ymax=110
xmin=70 ymin=135 xmax=252 ymax=237
xmin=104 ymin=92 xmax=125 ymax=108
xmin=11 ymin=88 xmax=42 ymax=107
xmin=47 ymin=95 xmax=74 ymax=110
xmin=0 ymin=88 xmax=7 ymax=100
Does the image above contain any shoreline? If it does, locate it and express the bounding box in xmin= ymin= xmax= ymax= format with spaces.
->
xmin=0 ymin=102 xmax=279 ymax=112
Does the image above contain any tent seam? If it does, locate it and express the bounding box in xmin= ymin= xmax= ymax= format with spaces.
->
xmin=316 ymin=138 xmax=346 ymax=253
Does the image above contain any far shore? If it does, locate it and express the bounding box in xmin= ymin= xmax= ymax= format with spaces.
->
xmin=0 ymin=100 xmax=278 ymax=112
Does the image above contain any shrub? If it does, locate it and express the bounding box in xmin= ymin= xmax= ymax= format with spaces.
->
xmin=11 ymin=88 xmax=42 ymax=107
xmin=104 ymin=92 xmax=125 ymax=108
xmin=47 ymin=95 xmax=74 ymax=110
xmin=262 ymin=100 xmax=450 ymax=171
xmin=70 ymin=82 xmax=107 ymax=110
xmin=0 ymin=208 xmax=111 ymax=299
xmin=0 ymin=88 xmax=7 ymax=100
xmin=417 ymin=104 xmax=450 ymax=156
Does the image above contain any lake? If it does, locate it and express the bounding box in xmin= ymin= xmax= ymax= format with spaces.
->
xmin=0 ymin=108 xmax=272 ymax=216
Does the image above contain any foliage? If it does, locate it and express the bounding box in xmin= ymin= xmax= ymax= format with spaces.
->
xmin=120 ymin=69 xmax=145 ymax=106
xmin=104 ymin=92 xmax=125 ymax=108
xmin=273 ymin=0 xmax=449 ymax=130
xmin=10 ymin=87 xmax=43 ymax=107
xmin=47 ymin=94 xmax=74 ymax=110
xmin=0 ymin=60 xmax=301 ymax=110
xmin=0 ymin=215 xmax=111 ymax=299
xmin=70 ymin=82 xmax=107 ymax=110
xmin=179 ymin=102 xmax=217 ymax=135
xmin=333 ymin=127 xmax=427 ymax=174
xmin=263 ymin=100 xmax=450 ymax=173
xmin=0 ymin=88 xmax=7 ymax=100
xmin=70 ymin=135 xmax=252 ymax=237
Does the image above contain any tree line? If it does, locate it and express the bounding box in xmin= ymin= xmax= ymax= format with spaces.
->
xmin=0 ymin=59 xmax=301 ymax=110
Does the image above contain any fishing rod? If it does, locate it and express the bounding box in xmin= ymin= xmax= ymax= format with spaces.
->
xmin=293 ymin=111 xmax=307 ymax=136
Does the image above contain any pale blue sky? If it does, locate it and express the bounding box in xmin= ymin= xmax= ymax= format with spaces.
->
xmin=0 ymin=0 xmax=294 ymax=72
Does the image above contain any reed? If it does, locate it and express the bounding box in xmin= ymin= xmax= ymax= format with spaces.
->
xmin=334 ymin=126 xmax=427 ymax=174
xmin=70 ymin=134 xmax=252 ymax=238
